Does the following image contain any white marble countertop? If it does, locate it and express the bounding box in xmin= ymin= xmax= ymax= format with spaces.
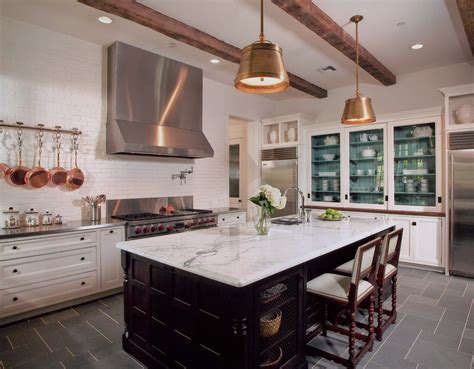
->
xmin=117 ymin=217 xmax=395 ymax=287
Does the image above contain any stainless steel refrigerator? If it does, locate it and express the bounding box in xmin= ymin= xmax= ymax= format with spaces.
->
xmin=448 ymin=131 xmax=474 ymax=278
xmin=261 ymin=147 xmax=298 ymax=218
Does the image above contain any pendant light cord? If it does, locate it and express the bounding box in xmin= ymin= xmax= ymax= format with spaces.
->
xmin=259 ymin=0 xmax=265 ymax=42
xmin=355 ymin=19 xmax=360 ymax=96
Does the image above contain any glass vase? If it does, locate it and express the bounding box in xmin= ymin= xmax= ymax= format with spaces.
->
xmin=254 ymin=207 xmax=270 ymax=235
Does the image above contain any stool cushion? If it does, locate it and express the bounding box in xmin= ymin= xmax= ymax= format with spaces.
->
xmin=307 ymin=273 xmax=374 ymax=304
xmin=335 ymin=260 xmax=398 ymax=280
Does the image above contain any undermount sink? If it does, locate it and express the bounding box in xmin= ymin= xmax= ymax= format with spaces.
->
xmin=271 ymin=217 xmax=302 ymax=225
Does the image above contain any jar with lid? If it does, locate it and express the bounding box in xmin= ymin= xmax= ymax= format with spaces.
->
xmin=2 ymin=207 xmax=21 ymax=229
xmin=42 ymin=211 xmax=54 ymax=226
xmin=25 ymin=208 xmax=40 ymax=227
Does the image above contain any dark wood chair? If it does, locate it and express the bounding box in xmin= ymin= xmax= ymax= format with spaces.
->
xmin=306 ymin=237 xmax=383 ymax=369
xmin=335 ymin=228 xmax=403 ymax=340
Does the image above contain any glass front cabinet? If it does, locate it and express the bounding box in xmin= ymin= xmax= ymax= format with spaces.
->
xmin=306 ymin=117 xmax=442 ymax=212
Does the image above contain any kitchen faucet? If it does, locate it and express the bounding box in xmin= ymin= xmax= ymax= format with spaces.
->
xmin=283 ymin=187 xmax=305 ymax=222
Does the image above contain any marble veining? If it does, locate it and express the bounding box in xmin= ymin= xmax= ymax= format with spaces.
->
xmin=117 ymin=218 xmax=395 ymax=287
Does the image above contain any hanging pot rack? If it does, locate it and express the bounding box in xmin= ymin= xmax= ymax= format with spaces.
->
xmin=0 ymin=120 xmax=82 ymax=136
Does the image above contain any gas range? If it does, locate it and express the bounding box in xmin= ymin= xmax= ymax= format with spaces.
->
xmin=107 ymin=197 xmax=217 ymax=240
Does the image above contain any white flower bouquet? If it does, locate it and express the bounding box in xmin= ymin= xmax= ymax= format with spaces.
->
xmin=249 ymin=184 xmax=287 ymax=235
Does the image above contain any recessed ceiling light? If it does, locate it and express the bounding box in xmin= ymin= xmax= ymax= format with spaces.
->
xmin=210 ymin=59 xmax=220 ymax=64
xmin=411 ymin=43 xmax=424 ymax=50
xmin=98 ymin=16 xmax=112 ymax=24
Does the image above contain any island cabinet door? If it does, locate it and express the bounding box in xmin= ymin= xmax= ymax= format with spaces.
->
xmin=122 ymin=252 xmax=253 ymax=369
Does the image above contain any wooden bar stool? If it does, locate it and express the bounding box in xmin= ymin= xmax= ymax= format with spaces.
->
xmin=306 ymin=238 xmax=382 ymax=369
xmin=335 ymin=228 xmax=403 ymax=340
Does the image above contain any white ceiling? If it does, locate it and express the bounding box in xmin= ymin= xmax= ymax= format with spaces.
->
xmin=1 ymin=0 xmax=471 ymax=97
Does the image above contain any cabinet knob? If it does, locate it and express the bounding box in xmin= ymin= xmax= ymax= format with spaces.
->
xmin=412 ymin=221 xmax=417 ymax=226
xmin=80 ymin=237 xmax=85 ymax=241
xmin=12 ymin=297 xmax=18 ymax=302
xmin=109 ymin=230 xmax=114 ymax=234
xmin=237 ymin=216 xmax=240 ymax=219
xmin=81 ymin=281 xmax=86 ymax=286
xmin=12 ymin=246 xmax=18 ymax=250
xmin=222 ymin=218 xmax=225 ymax=221
xmin=12 ymin=269 xmax=18 ymax=273
xmin=80 ymin=257 xmax=85 ymax=261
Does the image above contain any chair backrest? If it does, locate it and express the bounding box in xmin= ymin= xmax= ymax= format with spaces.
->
xmin=351 ymin=237 xmax=383 ymax=286
xmin=380 ymin=228 xmax=404 ymax=268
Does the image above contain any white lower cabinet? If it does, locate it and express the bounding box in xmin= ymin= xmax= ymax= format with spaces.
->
xmin=0 ymin=225 xmax=125 ymax=319
xmin=100 ymin=227 xmax=125 ymax=290
xmin=388 ymin=215 xmax=443 ymax=267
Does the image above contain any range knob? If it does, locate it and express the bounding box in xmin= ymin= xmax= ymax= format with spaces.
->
xmin=167 ymin=224 xmax=174 ymax=232
xmin=158 ymin=224 xmax=164 ymax=231
xmin=150 ymin=225 xmax=157 ymax=232
xmin=185 ymin=222 xmax=192 ymax=229
xmin=134 ymin=226 xmax=143 ymax=234
xmin=143 ymin=226 xmax=150 ymax=234
xmin=204 ymin=218 xmax=210 ymax=224
xmin=210 ymin=218 xmax=215 ymax=223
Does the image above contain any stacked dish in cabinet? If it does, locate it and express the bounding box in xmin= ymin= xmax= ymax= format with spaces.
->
xmin=310 ymin=134 xmax=341 ymax=203
xmin=349 ymin=128 xmax=385 ymax=205
xmin=393 ymin=123 xmax=436 ymax=207
xmin=258 ymin=277 xmax=298 ymax=368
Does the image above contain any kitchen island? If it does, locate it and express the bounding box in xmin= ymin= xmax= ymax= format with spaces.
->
xmin=117 ymin=217 xmax=395 ymax=369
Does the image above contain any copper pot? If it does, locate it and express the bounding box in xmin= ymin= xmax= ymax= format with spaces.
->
xmin=0 ymin=121 xmax=8 ymax=179
xmin=48 ymin=127 xmax=67 ymax=186
xmin=5 ymin=123 xmax=28 ymax=186
xmin=25 ymin=125 xmax=48 ymax=188
xmin=65 ymin=129 xmax=84 ymax=191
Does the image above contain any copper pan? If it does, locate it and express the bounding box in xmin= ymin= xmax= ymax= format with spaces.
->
xmin=0 ymin=122 xmax=7 ymax=179
xmin=25 ymin=125 xmax=48 ymax=189
xmin=65 ymin=129 xmax=84 ymax=191
xmin=5 ymin=123 xmax=28 ymax=186
xmin=48 ymin=127 xmax=67 ymax=186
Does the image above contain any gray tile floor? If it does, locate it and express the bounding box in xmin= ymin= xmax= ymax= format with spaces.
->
xmin=0 ymin=266 xmax=472 ymax=369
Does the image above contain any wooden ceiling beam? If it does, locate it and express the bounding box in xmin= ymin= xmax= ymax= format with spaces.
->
xmin=78 ymin=0 xmax=328 ymax=98
xmin=456 ymin=0 xmax=474 ymax=55
xmin=271 ymin=0 xmax=397 ymax=86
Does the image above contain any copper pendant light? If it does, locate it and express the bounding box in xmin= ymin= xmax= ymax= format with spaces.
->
xmin=234 ymin=0 xmax=289 ymax=94
xmin=341 ymin=15 xmax=376 ymax=125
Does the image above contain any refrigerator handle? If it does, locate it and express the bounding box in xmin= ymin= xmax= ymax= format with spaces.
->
xmin=448 ymin=153 xmax=454 ymax=272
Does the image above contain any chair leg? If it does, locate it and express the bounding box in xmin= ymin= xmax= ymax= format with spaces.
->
xmin=377 ymin=285 xmax=384 ymax=341
xmin=391 ymin=275 xmax=398 ymax=324
xmin=368 ymin=293 xmax=375 ymax=351
xmin=348 ymin=309 xmax=356 ymax=363
xmin=322 ymin=302 xmax=328 ymax=336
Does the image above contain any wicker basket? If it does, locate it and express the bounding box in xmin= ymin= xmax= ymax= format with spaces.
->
xmin=260 ymin=283 xmax=288 ymax=305
xmin=260 ymin=309 xmax=282 ymax=338
xmin=259 ymin=346 xmax=283 ymax=368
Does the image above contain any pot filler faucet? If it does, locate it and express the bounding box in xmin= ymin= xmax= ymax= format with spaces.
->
xmin=283 ymin=187 xmax=306 ymax=222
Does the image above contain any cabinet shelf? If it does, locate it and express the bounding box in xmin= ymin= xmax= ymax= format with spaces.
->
xmin=312 ymin=190 xmax=340 ymax=194
xmin=394 ymin=136 xmax=435 ymax=142
xmin=394 ymin=155 xmax=435 ymax=160
xmin=351 ymin=191 xmax=384 ymax=194
xmin=350 ymin=175 xmax=378 ymax=177
xmin=395 ymin=192 xmax=435 ymax=195
xmin=394 ymin=173 xmax=435 ymax=177
xmin=312 ymin=159 xmax=340 ymax=163
xmin=350 ymin=140 xmax=383 ymax=145
xmin=350 ymin=157 xmax=381 ymax=161
xmin=312 ymin=144 xmax=339 ymax=149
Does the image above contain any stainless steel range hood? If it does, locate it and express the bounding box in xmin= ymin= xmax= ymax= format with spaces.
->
xmin=107 ymin=42 xmax=214 ymax=158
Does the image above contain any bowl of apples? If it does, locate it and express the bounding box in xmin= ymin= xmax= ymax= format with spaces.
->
xmin=319 ymin=208 xmax=344 ymax=221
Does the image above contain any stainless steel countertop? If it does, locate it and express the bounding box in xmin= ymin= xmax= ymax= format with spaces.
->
xmin=0 ymin=219 xmax=126 ymax=241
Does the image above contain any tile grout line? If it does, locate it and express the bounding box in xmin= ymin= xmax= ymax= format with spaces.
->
xmin=33 ymin=327 xmax=53 ymax=353
xmin=433 ymin=308 xmax=447 ymax=334
xmin=457 ymin=299 xmax=473 ymax=352
xmin=362 ymin=313 xmax=408 ymax=368
xmin=65 ymin=345 xmax=75 ymax=358
xmin=435 ymin=279 xmax=450 ymax=306
xmin=98 ymin=299 xmax=109 ymax=307
xmin=71 ymin=307 xmax=80 ymax=316
xmin=85 ymin=320 xmax=113 ymax=343
xmin=6 ymin=335 xmax=14 ymax=350
xmin=88 ymin=350 xmax=99 ymax=362
xmin=462 ymin=283 xmax=468 ymax=298
xmin=57 ymin=320 xmax=66 ymax=329
xmin=419 ymin=281 xmax=431 ymax=296
xmin=98 ymin=307 xmax=120 ymax=325
xmin=40 ymin=317 xmax=47 ymax=325
xmin=59 ymin=361 xmax=66 ymax=369
xmin=404 ymin=329 xmax=422 ymax=360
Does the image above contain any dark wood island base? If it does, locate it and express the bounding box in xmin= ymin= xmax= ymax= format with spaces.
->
xmin=120 ymin=225 xmax=392 ymax=369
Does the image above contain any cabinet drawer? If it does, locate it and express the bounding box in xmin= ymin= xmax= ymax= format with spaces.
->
xmin=217 ymin=212 xmax=246 ymax=225
xmin=0 ymin=271 xmax=97 ymax=316
xmin=0 ymin=231 xmax=97 ymax=260
xmin=0 ymin=247 xmax=97 ymax=288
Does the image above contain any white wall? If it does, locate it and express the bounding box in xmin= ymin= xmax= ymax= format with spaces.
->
xmin=0 ymin=17 xmax=277 ymax=221
xmin=272 ymin=62 xmax=474 ymax=124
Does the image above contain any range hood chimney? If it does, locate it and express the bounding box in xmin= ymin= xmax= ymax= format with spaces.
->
xmin=107 ymin=42 xmax=214 ymax=158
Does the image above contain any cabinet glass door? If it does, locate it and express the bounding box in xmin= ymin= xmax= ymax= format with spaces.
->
xmin=349 ymin=128 xmax=385 ymax=205
xmin=393 ymin=122 xmax=436 ymax=207
xmin=311 ymin=133 xmax=341 ymax=203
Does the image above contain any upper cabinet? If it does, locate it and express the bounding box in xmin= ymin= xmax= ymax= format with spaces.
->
xmin=306 ymin=115 xmax=442 ymax=212
xmin=439 ymin=84 xmax=474 ymax=131
xmin=261 ymin=114 xmax=312 ymax=148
